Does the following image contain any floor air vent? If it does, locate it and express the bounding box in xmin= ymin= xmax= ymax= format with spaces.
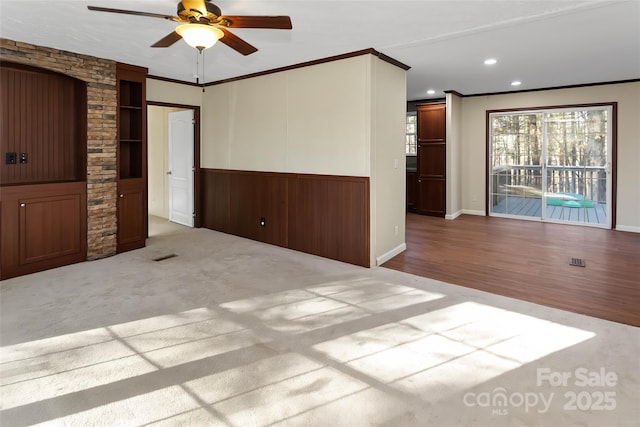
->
xmin=569 ymin=257 xmax=586 ymax=267
xmin=153 ymin=254 xmax=177 ymax=262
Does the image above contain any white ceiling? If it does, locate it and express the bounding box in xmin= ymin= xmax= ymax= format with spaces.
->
xmin=1 ymin=1 xmax=639 ymax=100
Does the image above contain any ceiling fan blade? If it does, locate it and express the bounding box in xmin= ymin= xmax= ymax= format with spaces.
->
xmin=87 ymin=6 xmax=175 ymax=20
xmin=219 ymin=28 xmax=258 ymax=56
xmin=222 ymin=16 xmax=292 ymax=30
xmin=181 ymin=0 xmax=207 ymax=15
xmin=151 ymin=31 xmax=183 ymax=48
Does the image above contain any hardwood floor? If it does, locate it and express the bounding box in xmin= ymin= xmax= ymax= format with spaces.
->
xmin=383 ymin=213 xmax=640 ymax=326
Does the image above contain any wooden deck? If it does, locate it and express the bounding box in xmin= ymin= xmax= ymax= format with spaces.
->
xmin=491 ymin=196 xmax=608 ymax=225
xmin=383 ymin=214 xmax=640 ymax=326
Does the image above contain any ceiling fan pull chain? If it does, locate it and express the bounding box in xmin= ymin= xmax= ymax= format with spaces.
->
xmin=195 ymin=49 xmax=200 ymax=86
xmin=202 ymin=49 xmax=206 ymax=93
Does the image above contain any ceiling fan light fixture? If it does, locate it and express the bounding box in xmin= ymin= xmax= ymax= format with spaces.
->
xmin=176 ymin=24 xmax=223 ymax=50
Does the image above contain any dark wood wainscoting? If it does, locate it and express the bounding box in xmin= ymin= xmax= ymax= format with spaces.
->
xmin=201 ymin=169 xmax=370 ymax=267
xmin=1 ymin=182 xmax=88 ymax=280
xmin=288 ymin=175 xmax=370 ymax=267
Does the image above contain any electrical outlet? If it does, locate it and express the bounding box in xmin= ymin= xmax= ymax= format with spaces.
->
xmin=394 ymin=225 xmax=399 ymax=236
xmin=5 ymin=152 xmax=17 ymax=164
xmin=260 ymin=217 xmax=266 ymax=227
xmin=19 ymin=153 xmax=28 ymax=164
xmin=472 ymin=194 xmax=478 ymax=202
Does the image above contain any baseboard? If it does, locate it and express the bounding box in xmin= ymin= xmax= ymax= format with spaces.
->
xmin=376 ymin=243 xmax=407 ymax=266
xmin=461 ymin=209 xmax=485 ymax=216
xmin=445 ymin=210 xmax=462 ymax=220
xmin=615 ymin=225 xmax=640 ymax=233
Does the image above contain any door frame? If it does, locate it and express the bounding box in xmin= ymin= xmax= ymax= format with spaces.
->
xmin=485 ymin=102 xmax=617 ymax=229
xmin=147 ymin=101 xmax=202 ymax=228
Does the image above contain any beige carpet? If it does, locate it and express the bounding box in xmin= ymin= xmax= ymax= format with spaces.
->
xmin=1 ymin=217 xmax=638 ymax=426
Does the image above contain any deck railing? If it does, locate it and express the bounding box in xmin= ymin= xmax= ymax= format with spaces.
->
xmin=491 ymin=165 xmax=607 ymax=206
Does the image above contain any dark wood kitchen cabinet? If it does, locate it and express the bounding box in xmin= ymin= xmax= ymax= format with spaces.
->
xmin=416 ymin=103 xmax=446 ymax=217
xmin=406 ymin=171 xmax=417 ymax=211
xmin=116 ymin=63 xmax=147 ymax=253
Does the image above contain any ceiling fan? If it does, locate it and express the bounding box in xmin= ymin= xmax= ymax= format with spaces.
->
xmin=87 ymin=0 xmax=292 ymax=55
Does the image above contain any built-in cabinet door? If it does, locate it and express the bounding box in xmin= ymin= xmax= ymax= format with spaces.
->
xmin=416 ymin=103 xmax=446 ymax=217
xmin=417 ymin=105 xmax=446 ymax=141
xmin=0 ymin=182 xmax=87 ymax=280
xmin=416 ymin=177 xmax=445 ymax=216
xmin=117 ymin=179 xmax=146 ymax=252
xmin=19 ymin=194 xmax=83 ymax=264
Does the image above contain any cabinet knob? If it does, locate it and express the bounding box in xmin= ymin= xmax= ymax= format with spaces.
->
xmin=20 ymin=203 xmax=25 ymax=207
xmin=119 ymin=194 xmax=124 ymax=198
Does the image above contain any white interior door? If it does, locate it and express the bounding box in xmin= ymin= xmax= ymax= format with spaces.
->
xmin=168 ymin=109 xmax=194 ymax=227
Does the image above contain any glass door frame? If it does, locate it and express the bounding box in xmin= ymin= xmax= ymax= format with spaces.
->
xmin=487 ymin=103 xmax=615 ymax=229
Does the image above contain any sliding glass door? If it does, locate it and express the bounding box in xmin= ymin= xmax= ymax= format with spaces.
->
xmin=489 ymin=105 xmax=612 ymax=228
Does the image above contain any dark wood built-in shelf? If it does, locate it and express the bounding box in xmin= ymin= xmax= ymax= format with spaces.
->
xmin=119 ymin=80 xmax=143 ymax=108
xmin=118 ymin=141 xmax=143 ymax=179
xmin=0 ymin=61 xmax=88 ymax=279
xmin=116 ymin=63 xmax=148 ymax=253
xmin=0 ymin=61 xmax=87 ymax=185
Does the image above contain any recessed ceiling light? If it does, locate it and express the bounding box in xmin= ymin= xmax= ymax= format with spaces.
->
xmin=427 ymin=89 xmax=436 ymax=95
xmin=511 ymin=81 xmax=522 ymax=86
xmin=484 ymin=58 xmax=497 ymax=65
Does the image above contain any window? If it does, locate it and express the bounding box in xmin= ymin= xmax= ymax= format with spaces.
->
xmin=406 ymin=112 xmax=417 ymax=155
xmin=488 ymin=104 xmax=613 ymax=227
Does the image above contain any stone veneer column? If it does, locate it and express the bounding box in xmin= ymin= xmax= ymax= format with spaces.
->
xmin=0 ymin=38 xmax=118 ymax=259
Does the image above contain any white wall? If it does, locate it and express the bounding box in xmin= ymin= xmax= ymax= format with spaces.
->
xmin=370 ymin=57 xmax=407 ymax=266
xmin=459 ymin=81 xmax=640 ymax=231
xmin=201 ymin=53 xmax=407 ymax=265
xmin=446 ymin=93 xmax=463 ymax=219
xmin=146 ymin=79 xmax=203 ymax=107
xmin=287 ymin=58 xmax=370 ymax=176
xmin=201 ymin=55 xmax=371 ymax=176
